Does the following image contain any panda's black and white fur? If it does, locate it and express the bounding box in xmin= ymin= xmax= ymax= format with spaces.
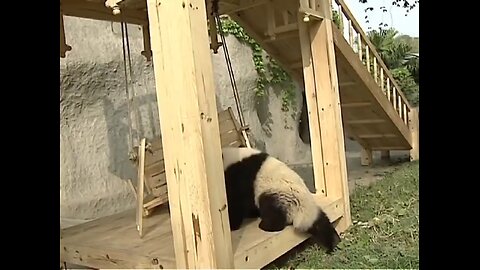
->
xmin=221 ymin=146 xmax=341 ymax=253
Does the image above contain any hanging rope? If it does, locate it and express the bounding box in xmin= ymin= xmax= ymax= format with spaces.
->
xmin=120 ymin=19 xmax=143 ymax=159
xmin=120 ymin=20 xmax=135 ymax=152
xmin=212 ymin=1 xmax=251 ymax=147
xmin=212 ymin=2 xmax=245 ymax=128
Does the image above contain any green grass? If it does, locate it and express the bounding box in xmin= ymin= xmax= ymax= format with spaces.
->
xmin=269 ymin=161 xmax=419 ymax=269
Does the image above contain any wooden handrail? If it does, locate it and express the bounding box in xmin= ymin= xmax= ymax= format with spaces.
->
xmin=332 ymin=0 xmax=413 ymax=116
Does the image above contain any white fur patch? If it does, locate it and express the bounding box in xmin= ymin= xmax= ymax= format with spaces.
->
xmin=253 ymin=156 xmax=319 ymax=231
xmin=221 ymin=147 xmax=261 ymax=170
xmin=221 ymin=147 xmax=319 ymax=232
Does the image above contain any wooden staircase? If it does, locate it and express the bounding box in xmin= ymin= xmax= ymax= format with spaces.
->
xmin=218 ymin=0 xmax=417 ymax=155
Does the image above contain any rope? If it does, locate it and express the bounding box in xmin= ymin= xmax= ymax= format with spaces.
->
xmin=120 ymin=20 xmax=135 ymax=151
xmin=213 ymin=5 xmax=245 ymax=128
xmin=212 ymin=2 xmax=251 ymax=147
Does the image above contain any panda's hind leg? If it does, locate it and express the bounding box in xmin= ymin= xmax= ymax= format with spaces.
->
xmin=257 ymin=193 xmax=287 ymax=232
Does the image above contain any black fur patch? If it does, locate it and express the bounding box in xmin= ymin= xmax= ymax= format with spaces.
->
xmin=224 ymin=152 xmax=269 ymax=230
xmin=307 ymin=211 xmax=341 ymax=253
xmin=258 ymin=193 xmax=288 ymax=232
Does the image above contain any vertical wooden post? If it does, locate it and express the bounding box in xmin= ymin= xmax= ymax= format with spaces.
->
xmin=141 ymin=24 xmax=152 ymax=61
xmin=408 ymin=108 xmax=419 ymax=161
xmin=380 ymin=150 xmax=390 ymax=161
xmin=299 ymin=6 xmax=351 ymax=232
xmin=298 ymin=20 xmax=326 ymax=196
xmin=146 ymin=0 xmax=233 ymax=268
xmin=360 ymin=147 xmax=372 ymax=166
xmin=136 ymin=138 xmax=146 ymax=237
xmin=60 ymin=11 xmax=71 ymax=58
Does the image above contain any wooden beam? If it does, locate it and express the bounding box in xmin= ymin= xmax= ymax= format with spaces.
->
xmin=145 ymin=0 xmax=233 ymax=268
xmin=371 ymin=146 xmax=410 ymax=150
xmin=223 ymin=0 xmax=268 ymax=14
xmin=346 ymin=119 xmax=385 ymax=124
xmin=61 ymin=2 xmax=148 ymax=25
xmin=301 ymin=15 xmax=351 ymax=232
xmin=136 ymin=138 xmax=146 ymax=237
xmin=341 ymin=102 xmax=371 ymax=108
xmin=60 ymin=12 xmax=72 ymax=58
xmin=339 ymin=81 xmax=356 ymax=87
xmin=380 ymin=150 xmax=390 ymax=160
xmin=298 ymin=18 xmax=326 ymax=197
xmin=408 ymin=108 xmax=419 ymax=161
xmin=141 ymin=24 xmax=152 ymax=61
xmin=358 ymin=134 xmax=396 ymax=139
xmin=360 ymin=147 xmax=372 ymax=166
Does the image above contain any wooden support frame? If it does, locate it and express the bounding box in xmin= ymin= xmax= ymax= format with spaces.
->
xmin=408 ymin=108 xmax=419 ymax=161
xmin=360 ymin=147 xmax=372 ymax=166
xmin=298 ymin=5 xmax=351 ymax=232
xmin=145 ymin=0 xmax=233 ymax=268
xmin=60 ymin=11 xmax=72 ymax=58
xmin=381 ymin=150 xmax=390 ymax=161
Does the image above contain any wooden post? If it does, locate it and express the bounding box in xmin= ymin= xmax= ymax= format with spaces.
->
xmin=380 ymin=150 xmax=390 ymax=161
xmin=298 ymin=7 xmax=351 ymax=233
xmin=360 ymin=147 xmax=372 ymax=166
xmin=60 ymin=12 xmax=72 ymax=58
xmin=141 ymin=25 xmax=152 ymax=61
xmin=408 ymin=108 xmax=419 ymax=161
xmin=145 ymin=0 xmax=233 ymax=268
xmin=136 ymin=138 xmax=146 ymax=237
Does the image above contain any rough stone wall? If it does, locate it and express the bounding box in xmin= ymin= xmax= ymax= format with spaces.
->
xmin=60 ymin=17 xmax=312 ymax=223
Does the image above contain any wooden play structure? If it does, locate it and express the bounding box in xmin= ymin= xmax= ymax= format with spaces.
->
xmin=60 ymin=0 xmax=419 ymax=269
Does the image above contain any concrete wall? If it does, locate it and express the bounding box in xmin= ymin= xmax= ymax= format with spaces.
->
xmin=60 ymin=17 xmax=312 ymax=224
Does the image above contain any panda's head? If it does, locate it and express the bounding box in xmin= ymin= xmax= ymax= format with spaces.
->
xmin=221 ymin=147 xmax=262 ymax=171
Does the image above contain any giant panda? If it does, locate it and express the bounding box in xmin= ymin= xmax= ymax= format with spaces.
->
xmin=221 ymin=146 xmax=341 ymax=253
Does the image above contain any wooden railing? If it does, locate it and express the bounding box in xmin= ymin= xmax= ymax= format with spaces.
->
xmin=331 ymin=0 xmax=412 ymax=127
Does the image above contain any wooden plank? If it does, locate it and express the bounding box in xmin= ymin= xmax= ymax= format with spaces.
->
xmin=357 ymin=33 xmax=362 ymax=61
xmin=307 ymin=15 xmax=351 ymax=232
xmin=60 ymin=12 xmax=71 ymax=58
xmin=348 ymin=20 xmax=354 ymax=46
xmin=61 ymin=2 xmax=148 ymax=25
xmin=408 ymin=108 xmax=419 ymax=161
xmin=137 ymin=138 xmax=146 ymax=237
xmin=365 ymin=46 xmax=370 ymax=72
xmin=346 ymin=119 xmax=385 ymax=124
xmin=60 ymin=197 xmax=342 ymax=270
xmin=380 ymin=150 xmax=390 ymax=160
xmin=223 ymin=0 xmax=268 ymax=14
xmin=380 ymin=68 xmax=384 ymax=91
xmin=141 ymin=24 xmax=152 ymax=61
xmin=371 ymin=146 xmax=410 ymax=150
xmin=403 ymin=103 xmax=408 ymax=125
xmin=233 ymin=196 xmax=344 ymax=268
xmin=360 ymin=147 xmax=372 ymax=166
xmin=266 ymin=1 xmax=275 ymax=38
xmin=358 ymin=134 xmax=396 ymax=139
xmin=392 ymin=87 xmax=397 ymax=110
xmin=386 ymin=78 xmax=391 ymax=100
xmin=145 ymin=0 xmax=233 ymax=268
xmin=298 ymin=18 xmax=326 ymax=196
xmin=373 ymin=57 xmax=378 ymax=82
xmin=341 ymin=102 xmax=371 ymax=108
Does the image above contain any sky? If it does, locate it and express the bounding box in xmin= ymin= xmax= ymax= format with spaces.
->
xmin=343 ymin=0 xmax=419 ymax=37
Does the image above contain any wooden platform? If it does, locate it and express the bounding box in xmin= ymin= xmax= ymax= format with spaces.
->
xmin=60 ymin=195 xmax=343 ymax=269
